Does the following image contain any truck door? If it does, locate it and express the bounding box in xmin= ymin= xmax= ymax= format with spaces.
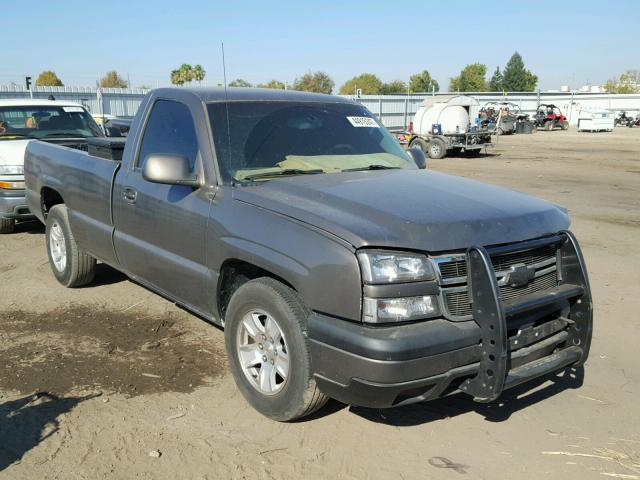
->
xmin=112 ymin=99 xmax=211 ymax=312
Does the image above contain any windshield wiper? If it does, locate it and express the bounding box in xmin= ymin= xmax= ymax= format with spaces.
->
xmin=41 ymin=132 xmax=89 ymax=138
xmin=241 ymin=169 xmax=324 ymax=182
xmin=341 ymin=165 xmax=401 ymax=172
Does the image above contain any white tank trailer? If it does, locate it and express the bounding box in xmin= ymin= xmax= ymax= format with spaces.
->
xmin=408 ymin=95 xmax=493 ymax=159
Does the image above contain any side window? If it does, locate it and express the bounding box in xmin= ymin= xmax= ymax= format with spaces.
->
xmin=137 ymin=100 xmax=199 ymax=171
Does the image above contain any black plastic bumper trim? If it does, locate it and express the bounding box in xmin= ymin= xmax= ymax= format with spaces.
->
xmin=308 ymin=313 xmax=481 ymax=362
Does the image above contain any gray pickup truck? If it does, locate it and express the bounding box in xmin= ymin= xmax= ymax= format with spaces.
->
xmin=24 ymin=87 xmax=592 ymax=421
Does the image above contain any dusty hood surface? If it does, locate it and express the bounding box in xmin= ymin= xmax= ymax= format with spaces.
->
xmin=233 ymin=170 xmax=570 ymax=252
xmin=0 ymin=139 xmax=30 ymax=166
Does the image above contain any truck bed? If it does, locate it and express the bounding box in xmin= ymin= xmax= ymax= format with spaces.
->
xmin=25 ymin=140 xmax=121 ymax=265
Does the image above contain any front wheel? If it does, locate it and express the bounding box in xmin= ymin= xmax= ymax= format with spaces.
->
xmin=0 ymin=217 xmax=15 ymax=234
xmin=560 ymin=121 xmax=569 ymax=130
xmin=408 ymin=137 xmax=428 ymax=153
xmin=224 ymin=278 xmax=329 ymax=421
xmin=46 ymin=205 xmax=96 ymax=287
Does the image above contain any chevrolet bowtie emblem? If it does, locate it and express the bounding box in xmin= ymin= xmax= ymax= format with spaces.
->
xmin=502 ymin=263 xmax=536 ymax=287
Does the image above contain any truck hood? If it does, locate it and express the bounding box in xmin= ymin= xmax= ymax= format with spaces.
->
xmin=0 ymin=139 xmax=30 ymax=166
xmin=233 ymin=170 xmax=570 ymax=252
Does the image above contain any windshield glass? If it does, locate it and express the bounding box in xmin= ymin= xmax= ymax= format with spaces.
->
xmin=0 ymin=105 xmax=103 ymax=140
xmin=207 ymin=101 xmax=415 ymax=183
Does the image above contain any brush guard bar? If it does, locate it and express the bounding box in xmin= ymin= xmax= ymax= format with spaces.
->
xmin=459 ymin=231 xmax=593 ymax=403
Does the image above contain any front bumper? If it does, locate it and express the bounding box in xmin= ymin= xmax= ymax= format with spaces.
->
xmin=308 ymin=231 xmax=592 ymax=408
xmin=0 ymin=190 xmax=33 ymax=219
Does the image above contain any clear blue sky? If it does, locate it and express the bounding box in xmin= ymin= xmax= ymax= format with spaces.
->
xmin=2 ymin=0 xmax=638 ymax=91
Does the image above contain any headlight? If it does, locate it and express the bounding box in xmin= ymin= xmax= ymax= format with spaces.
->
xmin=0 ymin=165 xmax=24 ymax=175
xmin=363 ymin=295 xmax=439 ymax=323
xmin=0 ymin=180 xmax=25 ymax=190
xmin=358 ymin=250 xmax=435 ymax=284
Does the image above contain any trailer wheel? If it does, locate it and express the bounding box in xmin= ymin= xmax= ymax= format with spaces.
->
xmin=427 ymin=138 xmax=447 ymax=159
xmin=409 ymin=137 xmax=428 ymax=153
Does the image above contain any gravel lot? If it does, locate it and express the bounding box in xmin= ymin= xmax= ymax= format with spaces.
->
xmin=1 ymin=128 xmax=639 ymax=479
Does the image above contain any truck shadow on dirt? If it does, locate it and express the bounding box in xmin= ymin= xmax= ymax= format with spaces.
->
xmin=0 ymin=392 xmax=97 ymax=471
xmin=348 ymin=367 xmax=584 ymax=426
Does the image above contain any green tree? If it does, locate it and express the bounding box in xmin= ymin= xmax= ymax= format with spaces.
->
xmin=228 ymin=78 xmax=252 ymax=87
xmin=292 ymin=71 xmax=334 ymax=94
xmin=256 ymin=79 xmax=286 ymax=89
xmin=603 ymin=70 xmax=640 ymax=93
xmin=36 ymin=70 xmax=63 ymax=87
xmin=449 ymin=63 xmax=488 ymax=92
xmin=501 ymin=52 xmax=537 ymax=91
xmin=339 ymin=73 xmax=383 ymax=95
xmin=193 ymin=64 xmax=206 ymax=84
xmin=100 ymin=70 xmax=128 ymax=88
xmin=489 ymin=67 xmax=503 ymax=92
xmin=170 ymin=64 xmax=196 ymax=86
xmin=380 ymin=80 xmax=408 ymax=95
xmin=409 ymin=70 xmax=439 ymax=93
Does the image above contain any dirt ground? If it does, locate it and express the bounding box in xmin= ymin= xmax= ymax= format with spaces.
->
xmin=1 ymin=128 xmax=639 ymax=479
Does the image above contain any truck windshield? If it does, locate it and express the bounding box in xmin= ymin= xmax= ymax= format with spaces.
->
xmin=207 ymin=101 xmax=416 ymax=183
xmin=0 ymin=105 xmax=103 ymax=140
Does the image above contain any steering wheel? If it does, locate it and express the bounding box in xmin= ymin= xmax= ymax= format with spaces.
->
xmin=328 ymin=144 xmax=357 ymax=154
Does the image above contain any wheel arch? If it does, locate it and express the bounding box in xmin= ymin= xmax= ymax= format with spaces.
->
xmin=41 ymin=187 xmax=65 ymax=218
xmin=217 ymin=258 xmax=297 ymax=323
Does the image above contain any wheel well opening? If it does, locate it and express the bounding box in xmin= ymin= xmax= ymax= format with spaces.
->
xmin=217 ymin=260 xmax=295 ymax=322
xmin=41 ymin=188 xmax=64 ymax=217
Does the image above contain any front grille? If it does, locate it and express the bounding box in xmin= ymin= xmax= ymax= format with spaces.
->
xmin=444 ymin=270 xmax=559 ymax=318
xmin=438 ymin=244 xmax=557 ymax=281
xmin=436 ymin=241 xmax=560 ymax=320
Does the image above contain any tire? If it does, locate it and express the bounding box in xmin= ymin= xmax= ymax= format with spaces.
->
xmin=0 ymin=217 xmax=15 ymax=234
xmin=560 ymin=121 xmax=569 ymax=130
xmin=225 ymin=277 xmax=329 ymax=421
xmin=544 ymin=121 xmax=554 ymax=131
xmin=45 ymin=204 xmax=96 ymax=288
xmin=409 ymin=137 xmax=428 ymax=153
xmin=427 ymin=138 xmax=447 ymax=159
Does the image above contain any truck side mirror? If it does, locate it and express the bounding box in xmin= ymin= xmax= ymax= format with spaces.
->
xmin=407 ymin=147 xmax=427 ymax=169
xmin=142 ymin=154 xmax=201 ymax=187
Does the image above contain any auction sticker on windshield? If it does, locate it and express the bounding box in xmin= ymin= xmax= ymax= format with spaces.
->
xmin=346 ymin=116 xmax=379 ymax=128
xmin=63 ymin=106 xmax=85 ymax=113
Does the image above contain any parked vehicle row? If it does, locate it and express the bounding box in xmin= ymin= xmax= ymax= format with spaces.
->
xmin=21 ymin=87 xmax=593 ymax=421
xmin=0 ymin=99 xmax=103 ymax=233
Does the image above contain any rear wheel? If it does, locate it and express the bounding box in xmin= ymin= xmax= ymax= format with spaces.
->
xmin=225 ymin=278 xmax=329 ymax=421
xmin=0 ymin=217 xmax=15 ymax=234
xmin=427 ymin=138 xmax=447 ymax=159
xmin=46 ymin=205 xmax=96 ymax=287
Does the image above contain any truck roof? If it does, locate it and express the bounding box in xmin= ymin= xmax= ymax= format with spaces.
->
xmin=0 ymin=98 xmax=85 ymax=108
xmin=153 ymin=87 xmax=358 ymax=105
